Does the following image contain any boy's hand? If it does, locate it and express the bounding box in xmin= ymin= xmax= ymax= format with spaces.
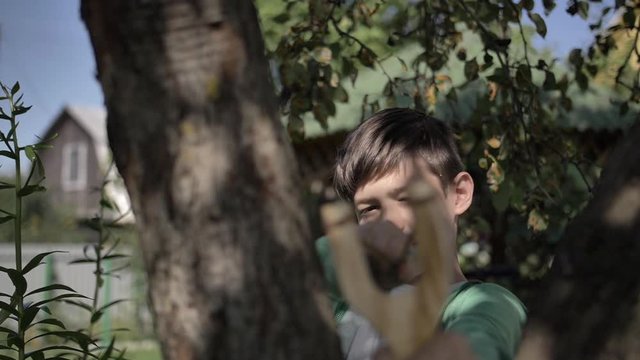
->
xmin=357 ymin=221 xmax=422 ymax=288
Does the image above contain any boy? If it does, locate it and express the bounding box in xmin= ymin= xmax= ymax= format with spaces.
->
xmin=316 ymin=108 xmax=526 ymax=360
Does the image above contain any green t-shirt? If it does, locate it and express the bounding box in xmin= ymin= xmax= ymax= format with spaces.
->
xmin=315 ymin=236 xmax=527 ymax=360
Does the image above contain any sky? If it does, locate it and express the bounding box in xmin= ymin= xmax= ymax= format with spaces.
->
xmin=0 ymin=0 xmax=601 ymax=151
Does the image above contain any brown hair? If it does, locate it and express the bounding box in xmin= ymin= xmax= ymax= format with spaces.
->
xmin=333 ymin=108 xmax=464 ymax=201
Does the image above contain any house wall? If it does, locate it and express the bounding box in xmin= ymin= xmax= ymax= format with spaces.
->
xmin=39 ymin=113 xmax=103 ymax=218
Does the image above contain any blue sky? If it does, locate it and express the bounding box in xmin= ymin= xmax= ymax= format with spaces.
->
xmin=0 ymin=0 xmax=601 ymax=149
xmin=0 ymin=1 xmax=102 ymax=147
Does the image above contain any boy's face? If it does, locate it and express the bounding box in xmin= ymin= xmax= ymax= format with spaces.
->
xmin=352 ymin=157 xmax=474 ymax=284
xmin=353 ymin=157 xmax=472 ymax=237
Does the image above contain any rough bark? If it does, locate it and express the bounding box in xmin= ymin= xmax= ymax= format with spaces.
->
xmin=80 ymin=1 xmax=342 ymax=359
xmin=519 ymin=122 xmax=640 ymax=360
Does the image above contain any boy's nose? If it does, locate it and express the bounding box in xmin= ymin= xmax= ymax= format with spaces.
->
xmin=382 ymin=206 xmax=415 ymax=235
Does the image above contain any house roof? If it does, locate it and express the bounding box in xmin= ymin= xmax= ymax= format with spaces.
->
xmin=65 ymin=106 xmax=110 ymax=171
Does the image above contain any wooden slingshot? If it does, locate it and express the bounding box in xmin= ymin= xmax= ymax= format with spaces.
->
xmin=321 ymin=181 xmax=454 ymax=359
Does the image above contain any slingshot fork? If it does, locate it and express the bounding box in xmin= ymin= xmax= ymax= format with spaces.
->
xmin=321 ymin=180 xmax=454 ymax=359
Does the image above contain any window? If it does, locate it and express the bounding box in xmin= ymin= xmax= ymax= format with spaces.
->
xmin=62 ymin=142 xmax=88 ymax=191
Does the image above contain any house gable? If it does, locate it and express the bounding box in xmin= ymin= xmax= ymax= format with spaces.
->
xmin=39 ymin=107 xmax=133 ymax=222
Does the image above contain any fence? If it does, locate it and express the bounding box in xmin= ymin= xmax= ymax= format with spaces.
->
xmin=0 ymin=243 xmax=153 ymax=340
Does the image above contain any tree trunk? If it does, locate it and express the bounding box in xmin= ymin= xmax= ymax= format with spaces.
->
xmin=519 ymin=122 xmax=640 ymax=360
xmin=80 ymin=1 xmax=342 ymax=359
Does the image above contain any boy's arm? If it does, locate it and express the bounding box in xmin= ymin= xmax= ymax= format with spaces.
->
xmin=440 ymin=283 xmax=527 ymax=360
xmin=374 ymin=283 xmax=525 ymax=360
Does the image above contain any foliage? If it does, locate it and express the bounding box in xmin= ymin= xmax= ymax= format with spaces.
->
xmin=0 ymin=82 xmax=129 ymax=360
xmin=66 ymin=162 xmax=133 ymax=360
xmin=258 ymin=0 xmax=640 ymax=279
xmin=0 ymin=190 xmax=88 ymax=243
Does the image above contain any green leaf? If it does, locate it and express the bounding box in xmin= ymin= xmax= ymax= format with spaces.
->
xmin=103 ymin=253 xmax=129 ymax=261
xmin=483 ymin=53 xmax=494 ymax=67
xmin=0 ymin=215 xmax=14 ymax=224
xmin=29 ymin=352 xmax=44 ymax=360
xmin=20 ymin=305 xmax=40 ymax=332
xmin=68 ymin=258 xmax=96 ymax=265
xmin=62 ymin=299 xmax=93 ymax=312
xmin=0 ymin=293 xmax=18 ymax=323
xmin=312 ymin=103 xmax=329 ymax=130
xmin=543 ymin=0 xmax=556 ymax=14
xmin=464 ymin=58 xmax=479 ymax=81
xmin=561 ymin=96 xmax=573 ymax=111
xmin=620 ymin=102 xmax=629 ymax=116
xmin=25 ymin=283 xmax=76 ymax=298
xmin=7 ymin=269 xmax=27 ymax=296
xmin=543 ymin=71 xmax=556 ymax=90
xmin=528 ymin=12 xmax=547 ymax=38
xmin=286 ymin=115 xmax=305 ymax=142
xmin=25 ymin=145 xmax=36 ymax=161
xmin=456 ymin=48 xmax=467 ymax=61
xmin=516 ymin=64 xmax=532 ymax=86
xmin=487 ymin=68 xmax=510 ymax=85
xmin=624 ymin=7 xmax=636 ymax=28
xmin=25 ymin=345 xmax=98 ymax=359
xmin=397 ymin=57 xmax=408 ymax=72
xmin=387 ymin=34 xmax=399 ymax=47
xmin=491 ymin=180 xmax=512 ymax=213
xmin=341 ymin=57 xmax=355 ymax=76
xmin=335 ymin=85 xmax=349 ymax=103
xmin=91 ymin=311 xmax=105 ymax=324
xmin=0 ymin=326 xmax=18 ymax=337
xmin=357 ymin=47 xmax=376 ymax=68
xmin=0 ymin=150 xmax=15 ymax=159
xmin=6 ymin=330 xmax=22 ymax=348
xmin=91 ymin=300 xmax=127 ymax=325
xmin=23 ymin=251 xmax=64 ymax=275
xmin=578 ymin=1 xmax=589 ymax=19
xmin=32 ymin=317 xmax=66 ymax=329
xmin=6 ymin=123 xmax=16 ymax=140
xmin=0 ymin=354 xmax=16 ymax=360
xmin=0 ymin=109 xmax=11 ymax=120
xmin=32 ymin=293 xmax=89 ymax=308
xmin=446 ymin=89 xmax=458 ymax=102
xmin=12 ymin=105 xmax=31 ymax=115
xmin=575 ymin=70 xmax=589 ymax=91
xmin=556 ymin=74 xmax=569 ymax=93
xmin=568 ymin=48 xmax=583 ymax=68
xmin=100 ymin=198 xmax=115 ymax=210
xmin=27 ymin=330 xmax=93 ymax=347
xmin=98 ymin=337 xmax=116 ymax=360
xmin=272 ymin=13 xmax=290 ymax=23
xmin=10 ymin=82 xmax=20 ymax=96
xmin=18 ymin=184 xmax=45 ymax=197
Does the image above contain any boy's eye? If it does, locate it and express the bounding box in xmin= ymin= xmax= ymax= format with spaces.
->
xmin=358 ymin=205 xmax=379 ymax=217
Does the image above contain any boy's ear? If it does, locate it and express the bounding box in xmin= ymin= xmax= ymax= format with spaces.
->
xmin=450 ymin=172 xmax=474 ymax=216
